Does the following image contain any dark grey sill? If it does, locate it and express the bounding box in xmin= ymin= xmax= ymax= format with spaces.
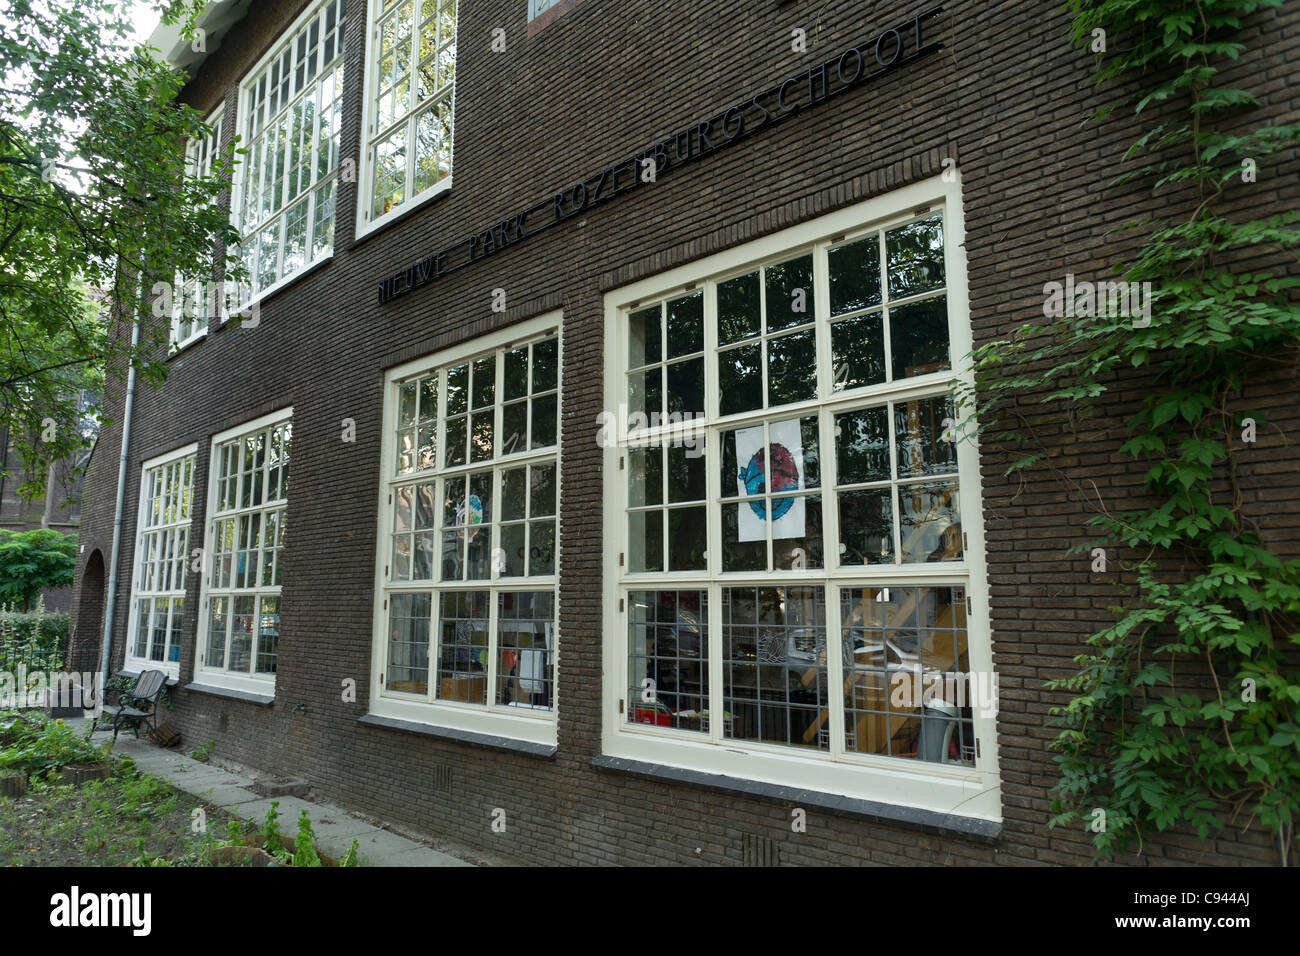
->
xmin=590 ymin=755 xmax=1002 ymax=844
xmin=117 ymin=669 xmax=179 ymax=688
xmin=183 ymin=682 xmax=275 ymax=707
xmin=358 ymin=713 xmax=557 ymax=759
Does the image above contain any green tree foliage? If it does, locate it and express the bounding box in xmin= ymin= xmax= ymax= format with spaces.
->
xmin=958 ymin=0 xmax=1300 ymax=861
xmin=0 ymin=528 xmax=77 ymax=609
xmin=0 ymin=0 xmax=243 ymax=492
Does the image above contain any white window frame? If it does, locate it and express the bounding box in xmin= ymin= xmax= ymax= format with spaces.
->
xmin=170 ymin=106 xmax=225 ymax=354
xmin=356 ymin=0 xmax=457 ymax=241
xmin=600 ymin=175 xmax=1000 ymax=822
xmin=230 ymin=0 xmax=345 ymax=311
xmin=194 ymin=407 xmax=293 ymax=697
xmin=124 ymin=443 xmax=198 ymax=679
xmin=369 ymin=313 xmax=561 ymax=747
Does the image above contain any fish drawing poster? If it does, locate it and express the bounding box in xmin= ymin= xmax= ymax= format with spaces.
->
xmin=735 ymin=420 xmax=805 ymax=542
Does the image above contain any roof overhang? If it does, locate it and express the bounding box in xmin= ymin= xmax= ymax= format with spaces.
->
xmin=146 ymin=0 xmax=254 ymax=75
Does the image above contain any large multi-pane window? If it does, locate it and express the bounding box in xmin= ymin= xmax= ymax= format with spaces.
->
xmin=233 ymin=0 xmax=344 ymax=304
xmin=605 ymin=181 xmax=997 ymax=819
xmin=196 ymin=411 xmax=292 ymax=694
xmin=170 ymin=107 xmax=224 ymax=352
xmin=360 ymin=0 xmax=456 ymax=233
xmin=126 ymin=447 xmax=196 ymax=676
xmin=372 ymin=316 xmax=559 ymax=744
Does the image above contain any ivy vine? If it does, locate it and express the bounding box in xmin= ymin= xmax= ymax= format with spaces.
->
xmin=957 ymin=0 xmax=1300 ymax=861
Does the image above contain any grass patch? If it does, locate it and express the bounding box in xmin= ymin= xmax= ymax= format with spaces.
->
xmin=0 ymin=754 xmax=234 ymax=866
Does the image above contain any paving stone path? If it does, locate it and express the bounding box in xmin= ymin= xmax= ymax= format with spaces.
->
xmin=73 ymin=720 xmax=474 ymax=867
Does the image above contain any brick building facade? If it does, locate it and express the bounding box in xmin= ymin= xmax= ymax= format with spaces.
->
xmin=68 ymin=0 xmax=1300 ymax=865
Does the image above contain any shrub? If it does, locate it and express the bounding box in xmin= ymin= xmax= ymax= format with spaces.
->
xmin=0 ymin=599 xmax=70 ymax=672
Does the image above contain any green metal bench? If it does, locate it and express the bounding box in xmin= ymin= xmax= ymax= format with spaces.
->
xmin=90 ymin=670 xmax=168 ymax=742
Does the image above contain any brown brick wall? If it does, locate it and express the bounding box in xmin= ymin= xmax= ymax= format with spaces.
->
xmin=67 ymin=0 xmax=1300 ymax=865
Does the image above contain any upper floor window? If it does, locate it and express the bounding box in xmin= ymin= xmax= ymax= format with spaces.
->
xmin=359 ymin=0 xmax=456 ymax=235
xmin=170 ymin=107 xmax=224 ymax=352
xmin=233 ymin=0 xmax=345 ymax=305
xmin=126 ymin=446 xmax=197 ymax=677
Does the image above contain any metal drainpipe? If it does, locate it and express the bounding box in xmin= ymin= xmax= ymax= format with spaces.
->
xmin=100 ymin=310 xmax=141 ymax=688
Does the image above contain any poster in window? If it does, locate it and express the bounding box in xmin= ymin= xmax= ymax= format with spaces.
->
xmin=735 ymin=420 xmax=804 ymax=542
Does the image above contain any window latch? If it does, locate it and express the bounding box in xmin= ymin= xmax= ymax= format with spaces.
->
xmin=618 ymin=699 xmax=624 ymax=714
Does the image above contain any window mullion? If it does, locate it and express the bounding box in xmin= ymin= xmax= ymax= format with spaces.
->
xmin=887 ymin=402 xmax=902 ymax=564
xmin=826 ymin=582 xmax=845 ymax=760
xmin=708 ymin=580 xmax=722 ymax=744
xmin=877 ymin=228 xmax=894 ymax=385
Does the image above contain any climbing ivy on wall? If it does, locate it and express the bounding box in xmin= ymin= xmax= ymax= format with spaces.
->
xmin=959 ymin=0 xmax=1300 ymax=861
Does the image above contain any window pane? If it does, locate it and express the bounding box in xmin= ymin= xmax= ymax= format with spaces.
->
xmin=889 ymin=295 xmax=950 ymax=380
xmin=444 ymin=416 xmax=467 ymax=467
xmin=629 ymin=509 xmax=664 ymax=573
xmin=766 ymin=327 xmax=817 ymax=407
xmin=497 ymin=591 xmax=554 ymax=710
xmin=530 ymin=463 xmax=557 ymax=517
xmin=895 ymin=395 xmax=958 ymax=479
xmin=666 ymin=358 xmax=704 ymax=417
xmin=414 ymin=98 xmax=452 ymax=193
xmin=371 ymin=125 xmax=407 ymax=219
xmin=829 ymin=234 xmax=882 ymax=315
xmin=718 ymin=343 xmax=762 ymax=416
xmin=629 ymin=446 xmax=662 ymax=508
xmin=831 ymin=311 xmax=885 ymax=391
xmin=205 ymin=597 xmax=228 ymax=668
xmin=837 ymin=488 xmax=894 ymax=565
xmin=772 ymin=494 xmax=823 ymax=570
xmin=717 ymin=271 xmax=760 ymax=345
xmin=667 ymin=507 xmax=706 ymax=571
xmin=528 ymin=520 xmax=555 ymax=575
xmin=256 ymin=596 xmax=280 ymax=674
xmin=764 ymin=254 xmax=814 ymax=332
xmin=229 ymin=596 xmax=256 ymax=673
xmin=627 ymin=590 xmax=708 ymax=731
xmin=667 ymin=444 xmax=705 ymax=504
xmin=499 ymin=523 xmax=525 ymax=577
xmin=388 ymin=592 xmax=430 ymax=694
xmin=532 ymin=338 xmax=558 ymax=391
xmin=629 ymin=306 xmax=661 ymax=368
xmin=666 ymin=292 xmax=703 ymax=358
xmin=841 ymin=586 xmax=972 ymax=763
xmin=722 ymin=586 xmax=828 ymax=750
xmin=629 ymin=367 xmax=662 ymax=419
xmin=899 ymin=480 xmax=962 ymax=563
xmin=530 ymin=394 xmax=557 ymax=449
xmin=470 ymin=410 xmax=494 ymax=461
xmin=886 ymin=215 xmax=945 ymax=299
xmin=721 ymin=503 xmax=766 ymax=571
xmin=437 ymin=590 xmax=488 ymax=704
xmin=503 ymin=347 xmax=528 ymax=400
xmin=446 ymin=364 xmax=468 ymax=414
xmin=501 ymin=467 xmax=526 ymax=521
xmin=835 ymin=406 xmax=890 ymax=484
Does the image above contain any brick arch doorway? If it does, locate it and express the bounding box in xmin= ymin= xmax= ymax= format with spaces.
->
xmin=72 ymin=549 xmax=106 ymax=673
